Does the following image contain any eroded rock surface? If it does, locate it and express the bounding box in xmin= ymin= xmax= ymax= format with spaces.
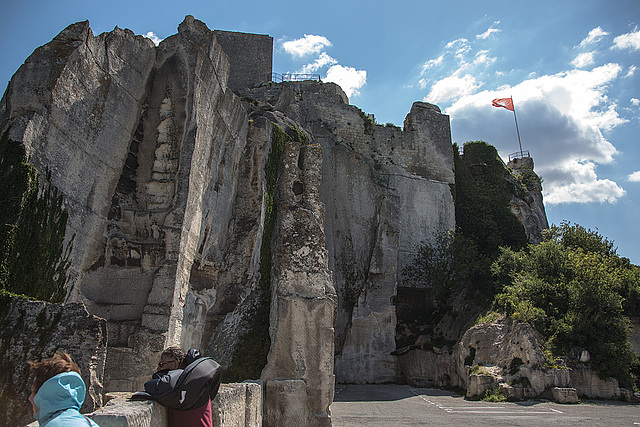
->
xmin=0 ymin=16 xmax=260 ymax=391
xmin=262 ymin=141 xmax=336 ymax=426
xmin=507 ymin=156 xmax=548 ymax=244
xmin=418 ymin=318 xmax=627 ymax=401
xmin=0 ymin=295 xmax=107 ymax=426
xmin=241 ymin=83 xmax=456 ymax=384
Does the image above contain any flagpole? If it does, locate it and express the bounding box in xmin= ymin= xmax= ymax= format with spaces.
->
xmin=511 ymin=96 xmax=523 ymax=155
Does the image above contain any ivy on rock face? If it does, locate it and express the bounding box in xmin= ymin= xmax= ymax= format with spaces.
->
xmin=223 ymin=123 xmax=288 ymax=382
xmin=0 ymin=131 xmax=73 ymax=303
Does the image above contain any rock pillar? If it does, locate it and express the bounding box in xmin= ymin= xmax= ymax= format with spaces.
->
xmin=262 ymin=141 xmax=337 ymax=427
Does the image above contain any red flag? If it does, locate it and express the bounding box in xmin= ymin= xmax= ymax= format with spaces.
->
xmin=492 ymin=97 xmax=514 ymax=111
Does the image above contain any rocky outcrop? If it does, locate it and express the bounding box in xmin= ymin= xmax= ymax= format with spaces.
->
xmin=399 ymin=318 xmax=628 ymax=401
xmin=507 ymin=156 xmax=548 ymax=243
xmin=241 ymin=83 xmax=456 ymax=384
xmin=0 ymin=294 xmax=107 ymax=426
xmin=262 ymin=141 xmax=336 ymax=426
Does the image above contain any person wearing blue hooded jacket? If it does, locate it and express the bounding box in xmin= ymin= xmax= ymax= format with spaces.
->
xmin=28 ymin=351 xmax=100 ymax=426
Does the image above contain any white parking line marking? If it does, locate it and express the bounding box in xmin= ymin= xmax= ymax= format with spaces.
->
xmin=446 ymin=410 xmax=562 ymax=414
xmin=409 ymin=388 xmax=563 ymax=416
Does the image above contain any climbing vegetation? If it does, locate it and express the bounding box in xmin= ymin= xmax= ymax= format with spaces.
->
xmin=224 ymin=123 xmax=290 ymax=382
xmin=0 ymin=131 xmax=73 ymax=302
xmin=400 ymin=141 xmax=531 ymax=350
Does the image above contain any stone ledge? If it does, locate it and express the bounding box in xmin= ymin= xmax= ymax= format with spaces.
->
xmin=27 ymin=382 xmax=262 ymax=427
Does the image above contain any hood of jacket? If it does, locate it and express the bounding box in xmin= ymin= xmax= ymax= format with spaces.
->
xmin=34 ymin=371 xmax=86 ymax=424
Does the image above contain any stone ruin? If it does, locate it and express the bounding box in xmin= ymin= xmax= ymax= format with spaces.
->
xmin=0 ymin=14 xmax=593 ymax=426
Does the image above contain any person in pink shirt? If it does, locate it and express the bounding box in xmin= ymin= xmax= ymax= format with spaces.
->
xmin=137 ymin=346 xmax=222 ymax=427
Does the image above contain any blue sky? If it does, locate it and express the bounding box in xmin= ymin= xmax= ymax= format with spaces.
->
xmin=1 ymin=0 xmax=639 ymax=263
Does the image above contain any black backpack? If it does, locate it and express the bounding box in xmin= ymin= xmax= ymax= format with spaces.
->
xmin=135 ymin=353 xmax=222 ymax=410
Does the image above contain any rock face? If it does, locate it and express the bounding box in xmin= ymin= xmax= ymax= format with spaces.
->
xmin=414 ymin=318 xmax=626 ymax=401
xmin=0 ymin=294 xmax=107 ymax=426
xmin=507 ymin=156 xmax=548 ymax=243
xmin=0 ymin=16 xmax=267 ymax=391
xmin=262 ymin=141 xmax=336 ymax=426
xmin=240 ymin=83 xmax=456 ymax=384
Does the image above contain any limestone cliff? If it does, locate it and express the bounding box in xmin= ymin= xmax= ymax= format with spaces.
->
xmin=239 ymin=83 xmax=456 ymax=383
xmin=1 ymin=16 xmax=256 ymax=390
xmin=1 ymin=15 xmax=549 ymax=408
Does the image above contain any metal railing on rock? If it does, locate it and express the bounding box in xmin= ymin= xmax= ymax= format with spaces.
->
xmin=272 ymin=72 xmax=321 ymax=83
xmin=508 ymin=150 xmax=530 ymax=161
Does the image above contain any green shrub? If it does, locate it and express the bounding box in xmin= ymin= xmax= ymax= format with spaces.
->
xmin=483 ymin=386 xmax=507 ymax=402
xmin=491 ymin=222 xmax=640 ymax=387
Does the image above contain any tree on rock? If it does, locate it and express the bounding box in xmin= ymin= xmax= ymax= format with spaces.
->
xmin=490 ymin=221 xmax=640 ymax=388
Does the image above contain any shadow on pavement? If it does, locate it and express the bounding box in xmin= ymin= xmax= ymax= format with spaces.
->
xmin=334 ymin=384 xmax=463 ymax=402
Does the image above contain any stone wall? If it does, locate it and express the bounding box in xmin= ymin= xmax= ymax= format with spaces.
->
xmin=26 ymin=382 xmax=262 ymax=427
xmin=0 ymin=295 xmax=107 ymax=427
xmin=214 ymin=30 xmax=273 ymax=92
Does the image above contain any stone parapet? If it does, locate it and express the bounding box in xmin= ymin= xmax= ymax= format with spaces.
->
xmin=26 ymin=383 xmax=262 ymax=427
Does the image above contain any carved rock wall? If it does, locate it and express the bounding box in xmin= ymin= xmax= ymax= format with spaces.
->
xmin=0 ymin=16 xmax=258 ymax=392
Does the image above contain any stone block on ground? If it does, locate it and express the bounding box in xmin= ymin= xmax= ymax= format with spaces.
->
xmin=551 ymin=387 xmax=579 ymax=404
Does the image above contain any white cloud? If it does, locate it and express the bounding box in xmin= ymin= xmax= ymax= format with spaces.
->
xmin=144 ymin=31 xmax=163 ymax=46
xmin=542 ymin=159 xmax=625 ymax=204
xmin=324 ymin=65 xmax=367 ymax=98
xmin=612 ymin=28 xmax=640 ymax=50
xmin=476 ymin=22 xmax=501 ymax=40
xmin=283 ymin=34 xmax=332 ymax=57
xmin=572 ymin=52 xmax=595 ymax=68
xmin=625 ymin=65 xmax=637 ymax=77
xmin=578 ymin=27 xmax=608 ymax=47
xmin=631 ymin=98 xmax=640 ymax=107
xmin=446 ymin=64 xmax=627 ymax=204
xmin=629 ymin=171 xmax=640 ymax=182
xmin=445 ymin=38 xmax=472 ymax=60
xmin=474 ymin=50 xmax=496 ymax=66
xmin=422 ymin=55 xmax=444 ymax=72
xmin=425 ymin=74 xmax=481 ymax=103
xmin=298 ymin=52 xmax=338 ymax=74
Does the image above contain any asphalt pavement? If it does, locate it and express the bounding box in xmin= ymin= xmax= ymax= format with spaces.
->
xmin=331 ymin=384 xmax=640 ymax=426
